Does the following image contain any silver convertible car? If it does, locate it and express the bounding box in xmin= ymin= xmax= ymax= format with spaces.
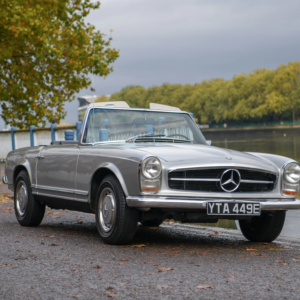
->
xmin=3 ymin=102 xmax=300 ymax=244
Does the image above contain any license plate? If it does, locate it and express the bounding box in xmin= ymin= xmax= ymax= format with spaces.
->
xmin=207 ymin=202 xmax=261 ymax=216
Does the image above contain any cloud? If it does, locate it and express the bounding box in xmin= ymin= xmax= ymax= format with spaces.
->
xmin=2 ymin=0 xmax=300 ymax=128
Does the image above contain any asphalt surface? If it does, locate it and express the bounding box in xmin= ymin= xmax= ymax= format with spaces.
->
xmin=1 ymin=183 xmax=300 ymax=300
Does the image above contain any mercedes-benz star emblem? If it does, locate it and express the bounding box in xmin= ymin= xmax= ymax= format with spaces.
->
xmin=220 ymin=169 xmax=241 ymax=192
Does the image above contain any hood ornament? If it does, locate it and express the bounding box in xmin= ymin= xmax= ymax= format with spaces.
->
xmin=220 ymin=169 xmax=241 ymax=192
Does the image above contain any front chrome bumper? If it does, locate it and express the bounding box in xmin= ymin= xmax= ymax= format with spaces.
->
xmin=126 ymin=196 xmax=300 ymax=211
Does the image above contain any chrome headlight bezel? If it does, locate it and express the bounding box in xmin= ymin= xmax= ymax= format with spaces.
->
xmin=284 ymin=162 xmax=300 ymax=184
xmin=139 ymin=156 xmax=162 ymax=194
xmin=142 ymin=157 xmax=162 ymax=179
xmin=281 ymin=161 xmax=300 ymax=196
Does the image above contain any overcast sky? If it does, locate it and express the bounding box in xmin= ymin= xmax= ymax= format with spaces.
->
xmin=1 ymin=0 xmax=300 ymax=129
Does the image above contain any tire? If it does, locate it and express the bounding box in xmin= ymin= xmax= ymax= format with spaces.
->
xmin=239 ymin=211 xmax=286 ymax=242
xmin=95 ymin=175 xmax=139 ymax=245
xmin=14 ymin=170 xmax=45 ymax=226
xmin=141 ymin=219 xmax=164 ymax=227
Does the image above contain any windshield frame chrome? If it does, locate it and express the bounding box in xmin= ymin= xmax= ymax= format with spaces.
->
xmin=78 ymin=106 xmax=204 ymax=146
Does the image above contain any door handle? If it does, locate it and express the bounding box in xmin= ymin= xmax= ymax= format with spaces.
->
xmin=35 ymin=154 xmax=44 ymax=159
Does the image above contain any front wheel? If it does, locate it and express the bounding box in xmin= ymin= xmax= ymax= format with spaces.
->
xmin=95 ymin=175 xmax=139 ymax=245
xmin=14 ymin=170 xmax=45 ymax=226
xmin=239 ymin=211 xmax=286 ymax=242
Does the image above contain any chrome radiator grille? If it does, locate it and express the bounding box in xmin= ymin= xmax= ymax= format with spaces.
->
xmin=168 ymin=168 xmax=277 ymax=193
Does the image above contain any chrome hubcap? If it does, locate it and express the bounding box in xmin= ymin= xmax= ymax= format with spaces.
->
xmin=16 ymin=181 xmax=28 ymax=216
xmin=99 ymin=187 xmax=116 ymax=232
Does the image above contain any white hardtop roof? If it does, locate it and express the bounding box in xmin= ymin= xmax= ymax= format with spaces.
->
xmin=88 ymin=101 xmax=181 ymax=111
xmin=88 ymin=101 xmax=130 ymax=108
xmin=149 ymin=103 xmax=181 ymax=111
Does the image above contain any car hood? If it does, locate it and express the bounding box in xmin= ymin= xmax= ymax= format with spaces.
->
xmin=135 ymin=144 xmax=278 ymax=172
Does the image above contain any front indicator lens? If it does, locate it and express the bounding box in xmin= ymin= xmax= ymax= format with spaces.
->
xmin=282 ymin=183 xmax=299 ymax=196
xmin=141 ymin=179 xmax=160 ymax=193
xmin=285 ymin=163 xmax=300 ymax=183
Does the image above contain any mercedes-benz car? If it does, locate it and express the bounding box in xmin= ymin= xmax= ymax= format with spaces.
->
xmin=3 ymin=102 xmax=300 ymax=244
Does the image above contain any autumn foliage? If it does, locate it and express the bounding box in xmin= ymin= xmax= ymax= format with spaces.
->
xmin=108 ymin=62 xmax=300 ymax=124
xmin=0 ymin=0 xmax=119 ymax=128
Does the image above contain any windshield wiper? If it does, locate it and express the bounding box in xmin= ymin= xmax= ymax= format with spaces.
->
xmin=126 ymin=133 xmax=166 ymax=143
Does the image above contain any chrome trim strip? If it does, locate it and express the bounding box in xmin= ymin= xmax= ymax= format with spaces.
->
xmin=34 ymin=192 xmax=88 ymax=203
xmin=170 ymin=178 xmax=274 ymax=184
xmin=170 ymin=178 xmax=220 ymax=182
xmin=240 ymin=180 xmax=274 ymax=184
xmin=32 ymin=185 xmax=89 ymax=196
xmin=126 ymin=196 xmax=300 ymax=210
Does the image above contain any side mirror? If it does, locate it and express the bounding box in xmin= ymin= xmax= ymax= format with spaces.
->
xmin=206 ymin=140 xmax=212 ymax=146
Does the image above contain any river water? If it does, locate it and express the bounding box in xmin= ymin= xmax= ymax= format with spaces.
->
xmin=201 ymin=130 xmax=300 ymax=239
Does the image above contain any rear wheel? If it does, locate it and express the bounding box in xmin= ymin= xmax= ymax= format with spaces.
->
xmin=239 ymin=211 xmax=286 ymax=242
xmin=14 ymin=170 xmax=45 ymax=226
xmin=95 ymin=175 xmax=138 ymax=245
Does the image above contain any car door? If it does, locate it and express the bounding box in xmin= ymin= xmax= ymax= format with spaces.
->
xmin=36 ymin=145 xmax=80 ymax=200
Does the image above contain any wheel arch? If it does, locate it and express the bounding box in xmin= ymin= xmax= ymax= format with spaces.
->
xmin=89 ymin=163 xmax=129 ymax=211
xmin=13 ymin=160 xmax=32 ymax=187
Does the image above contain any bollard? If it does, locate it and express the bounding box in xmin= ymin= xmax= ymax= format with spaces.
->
xmin=65 ymin=130 xmax=74 ymax=141
xmin=76 ymin=122 xmax=82 ymax=141
xmin=11 ymin=127 xmax=18 ymax=150
xmin=144 ymin=124 xmax=153 ymax=134
xmin=29 ymin=125 xmax=36 ymax=147
xmin=99 ymin=129 xmax=109 ymax=142
xmin=51 ymin=124 xmax=57 ymax=141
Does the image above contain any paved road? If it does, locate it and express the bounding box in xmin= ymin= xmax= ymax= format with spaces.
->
xmin=1 ymin=183 xmax=300 ymax=299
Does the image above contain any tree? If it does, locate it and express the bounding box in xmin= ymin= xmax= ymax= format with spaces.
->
xmin=268 ymin=62 xmax=300 ymax=122
xmin=0 ymin=0 xmax=119 ymax=128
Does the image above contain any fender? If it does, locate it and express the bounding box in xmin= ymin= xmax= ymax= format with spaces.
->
xmin=89 ymin=162 xmax=129 ymax=198
xmin=12 ymin=158 xmax=33 ymax=186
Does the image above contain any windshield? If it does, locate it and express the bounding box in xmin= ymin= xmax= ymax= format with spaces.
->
xmin=82 ymin=108 xmax=207 ymax=144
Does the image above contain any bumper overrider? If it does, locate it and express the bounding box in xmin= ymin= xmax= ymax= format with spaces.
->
xmin=126 ymin=196 xmax=300 ymax=211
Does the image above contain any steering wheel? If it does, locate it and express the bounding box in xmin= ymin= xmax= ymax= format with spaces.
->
xmin=167 ymin=134 xmax=190 ymax=140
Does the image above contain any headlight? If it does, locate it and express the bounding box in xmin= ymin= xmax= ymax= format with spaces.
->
xmin=284 ymin=163 xmax=300 ymax=183
xmin=142 ymin=157 xmax=162 ymax=179
xmin=140 ymin=157 xmax=162 ymax=193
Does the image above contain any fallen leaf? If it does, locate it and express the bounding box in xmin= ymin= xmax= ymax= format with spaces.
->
xmin=195 ymin=252 xmax=207 ymax=255
xmin=3 ymin=192 xmax=7 ymax=194
xmin=120 ymin=246 xmax=126 ymax=248
xmin=107 ymin=294 xmax=116 ymax=298
xmin=281 ymin=263 xmax=289 ymax=266
xmin=150 ymin=227 xmax=159 ymax=229
xmin=194 ymin=264 xmax=201 ymax=267
xmin=119 ymin=259 xmax=128 ymax=261
xmin=77 ymin=221 xmax=83 ymax=224
xmin=0 ymin=264 xmax=18 ymax=268
xmin=214 ymin=231 xmax=219 ymax=235
xmin=40 ymin=235 xmax=54 ymax=238
xmin=167 ymin=251 xmax=179 ymax=254
xmin=292 ymin=258 xmax=300 ymax=261
xmin=106 ymin=287 xmax=114 ymax=290
xmin=132 ymin=244 xmax=146 ymax=248
xmin=197 ymin=285 xmax=214 ymax=290
xmin=246 ymin=248 xmax=258 ymax=251
xmin=266 ymin=248 xmax=282 ymax=252
xmin=92 ymin=265 xmax=101 ymax=269
xmin=252 ymin=253 xmax=267 ymax=257
xmin=209 ymin=234 xmax=216 ymax=237
xmin=157 ymin=267 xmax=176 ymax=272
